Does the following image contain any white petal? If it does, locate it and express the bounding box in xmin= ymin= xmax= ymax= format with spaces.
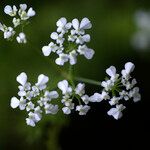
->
xmin=58 ymin=80 xmax=69 ymax=94
xmin=20 ymin=4 xmax=27 ymax=11
xmin=82 ymin=34 xmax=90 ymax=42
xmin=27 ymin=8 xmax=36 ymax=17
xmin=26 ymin=118 xmax=35 ymax=127
xmin=48 ymin=91 xmax=59 ymax=99
xmin=16 ymin=72 xmax=27 ymax=86
xmin=125 ymin=62 xmax=135 ymax=74
xmin=10 ymin=97 xmax=20 ymax=108
xmin=89 ymin=93 xmax=102 ymax=102
xmin=106 ymin=66 xmax=116 ymax=78
xmin=51 ymin=32 xmax=58 ymax=40
xmin=42 ymin=46 xmax=51 ymax=56
xmin=4 ymin=5 xmax=12 ymax=15
xmin=55 ymin=57 xmax=64 ymax=65
xmin=56 ymin=17 xmax=67 ymax=27
xmin=107 ymin=108 xmax=117 ymax=116
xmin=84 ymin=48 xmax=95 ymax=59
xmin=80 ymin=18 xmax=92 ymax=29
xmin=72 ymin=18 xmax=79 ymax=30
xmin=62 ymin=107 xmax=71 ymax=114
xmin=36 ymin=74 xmax=49 ymax=86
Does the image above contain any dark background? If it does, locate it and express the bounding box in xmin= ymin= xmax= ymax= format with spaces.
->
xmin=0 ymin=0 xmax=149 ymax=149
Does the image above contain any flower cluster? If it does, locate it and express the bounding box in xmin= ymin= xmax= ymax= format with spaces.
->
xmin=132 ymin=10 xmax=150 ymax=51
xmin=0 ymin=4 xmax=35 ymax=43
xmin=58 ymin=80 xmax=92 ymax=115
xmin=100 ymin=62 xmax=141 ymax=119
xmin=10 ymin=72 xmax=59 ymax=127
xmin=42 ymin=17 xmax=95 ymax=66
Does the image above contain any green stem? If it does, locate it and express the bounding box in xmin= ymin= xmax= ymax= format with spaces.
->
xmin=74 ymin=76 xmax=101 ymax=86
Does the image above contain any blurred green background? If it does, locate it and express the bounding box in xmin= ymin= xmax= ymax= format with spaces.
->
xmin=0 ymin=0 xmax=150 ymax=149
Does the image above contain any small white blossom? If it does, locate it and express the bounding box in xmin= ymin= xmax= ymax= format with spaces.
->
xmin=42 ymin=42 xmax=58 ymax=56
xmin=77 ymin=45 xmax=94 ymax=59
xmin=16 ymin=32 xmax=27 ymax=43
xmin=55 ymin=53 xmax=69 ymax=65
xmin=129 ymin=87 xmax=141 ymax=102
xmin=12 ymin=18 xmax=21 ymax=27
xmin=45 ymin=104 xmax=58 ymax=114
xmin=51 ymin=32 xmax=65 ymax=45
xmin=3 ymin=27 xmax=15 ymax=39
xmin=76 ymin=105 xmax=90 ymax=115
xmin=35 ymin=74 xmax=49 ymax=90
xmin=107 ymin=104 xmax=126 ymax=120
xmin=106 ymin=66 xmax=119 ymax=82
xmin=75 ymin=83 xmax=85 ymax=96
xmin=4 ymin=5 xmax=17 ymax=16
xmin=72 ymin=18 xmax=92 ymax=35
xmin=89 ymin=93 xmax=102 ymax=102
xmin=121 ymin=62 xmax=135 ymax=80
xmin=81 ymin=95 xmax=90 ymax=104
xmin=56 ymin=17 xmax=72 ymax=34
xmin=19 ymin=4 xmax=36 ymax=20
xmin=109 ymin=97 xmax=120 ymax=106
xmin=58 ymin=80 xmax=72 ymax=95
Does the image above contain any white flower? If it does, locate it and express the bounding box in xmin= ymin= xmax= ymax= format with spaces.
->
xmin=62 ymin=107 xmax=71 ymax=114
xmin=19 ymin=4 xmax=36 ymax=20
xmin=100 ymin=91 xmax=110 ymax=100
xmin=55 ymin=53 xmax=69 ymax=65
xmin=72 ymin=18 xmax=92 ymax=35
xmin=26 ymin=102 xmax=35 ymax=111
xmin=35 ymin=74 xmax=49 ymax=90
xmin=121 ymin=62 xmax=135 ymax=79
xmin=51 ymin=32 xmax=64 ymax=45
xmin=109 ymin=97 xmax=120 ymax=106
xmin=17 ymin=72 xmax=27 ymax=86
xmin=76 ymin=34 xmax=90 ymax=44
xmin=106 ymin=66 xmax=119 ymax=81
xmin=4 ymin=27 xmax=15 ymax=39
xmin=16 ymin=32 xmax=27 ymax=44
xmin=76 ymin=105 xmax=90 ymax=115
xmin=34 ymin=106 xmax=42 ymax=121
xmin=101 ymin=80 xmax=114 ymax=91
xmin=42 ymin=42 xmax=58 ymax=56
xmin=44 ymin=90 xmax=59 ymax=101
xmin=12 ymin=18 xmax=21 ymax=27
xmin=26 ymin=112 xmax=36 ymax=127
xmin=81 ymin=95 xmax=90 ymax=104
xmin=4 ymin=5 xmax=17 ymax=16
xmin=45 ymin=104 xmax=58 ymax=114
xmin=58 ymin=80 xmax=72 ymax=95
xmin=129 ymin=87 xmax=141 ymax=102
xmin=119 ymin=90 xmax=129 ymax=101
xmin=27 ymin=8 xmax=36 ymax=17
xmin=20 ymin=4 xmax=27 ymax=11
xmin=56 ymin=17 xmax=72 ymax=34
xmin=77 ymin=45 xmax=95 ymax=59
xmin=10 ymin=97 xmax=26 ymax=110
xmin=107 ymin=104 xmax=126 ymax=120
xmin=75 ymin=83 xmax=85 ymax=96
xmin=89 ymin=93 xmax=102 ymax=102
